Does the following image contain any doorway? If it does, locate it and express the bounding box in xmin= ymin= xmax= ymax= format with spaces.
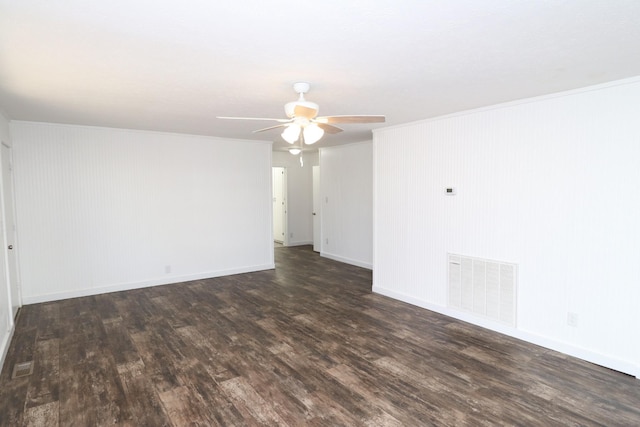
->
xmin=1 ymin=142 xmax=20 ymax=318
xmin=272 ymin=167 xmax=287 ymax=246
xmin=312 ymin=166 xmax=320 ymax=252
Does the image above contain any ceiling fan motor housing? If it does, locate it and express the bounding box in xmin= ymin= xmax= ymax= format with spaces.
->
xmin=285 ymin=82 xmax=318 ymax=118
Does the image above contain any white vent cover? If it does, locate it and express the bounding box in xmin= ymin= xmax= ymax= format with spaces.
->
xmin=448 ymin=253 xmax=517 ymax=327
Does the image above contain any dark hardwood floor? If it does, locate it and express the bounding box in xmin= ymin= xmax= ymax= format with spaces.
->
xmin=1 ymin=245 xmax=639 ymax=426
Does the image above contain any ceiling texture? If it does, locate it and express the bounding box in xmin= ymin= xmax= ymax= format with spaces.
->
xmin=1 ymin=0 xmax=640 ymax=152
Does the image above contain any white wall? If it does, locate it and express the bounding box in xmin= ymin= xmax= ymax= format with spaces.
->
xmin=320 ymin=142 xmax=373 ymax=269
xmin=373 ymin=76 xmax=640 ymax=378
xmin=0 ymin=110 xmax=13 ymax=370
xmin=272 ymin=151 xmax=318 ymax=246
xmin=11 ymin=122 xmax=274 ymax=303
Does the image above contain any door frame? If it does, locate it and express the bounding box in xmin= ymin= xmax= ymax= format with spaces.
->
xmin=1 ymin=142 xmax=20 ymax=318
xmin=312 ymin=166 xmax=321 ymax=252
xmin=272 ymin=167 xmax=288 ymax=246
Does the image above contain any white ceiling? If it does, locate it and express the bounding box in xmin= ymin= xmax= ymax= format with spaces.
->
xmin=1 ymin=1 xmax=640 ymax=152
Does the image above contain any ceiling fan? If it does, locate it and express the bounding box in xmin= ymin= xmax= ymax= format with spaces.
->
xmin=217 ymin=82 xmax=385 ymax=154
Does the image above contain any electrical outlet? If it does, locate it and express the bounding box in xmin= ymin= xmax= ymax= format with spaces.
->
xmin=325 ymin=238 xmax=329 ymax=245
xmin=567 ymin=312 xmax=578 ymax=327
xmin=165 ymin=265 xmax=171 ymax=274
xmin=289 ymin=232 xmax=293 ymax=238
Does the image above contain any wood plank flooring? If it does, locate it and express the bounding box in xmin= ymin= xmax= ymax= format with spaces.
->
xmin=1 ymin=245 xmax=639 ymax=426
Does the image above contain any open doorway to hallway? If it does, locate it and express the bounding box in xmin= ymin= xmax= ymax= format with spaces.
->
xmin=272 ymin=167 xmax=287 ymax=247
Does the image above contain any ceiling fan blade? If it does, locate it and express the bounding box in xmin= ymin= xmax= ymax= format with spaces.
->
xmin=316 ymin=123 xmax=343 ymax=134
xmin=217 ymin=116 xmax=290 ymax=122
xmin=293 ymin=104 xmax=318 ymax=119
xmin=253 ymin=124 xmax=288 ymax=133
xmin=316 ymin=115 xmax=386 ymax=124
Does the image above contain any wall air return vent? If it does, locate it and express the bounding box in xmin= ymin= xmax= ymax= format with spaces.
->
xmin=448 ymin=253 xmax=517 ymax=327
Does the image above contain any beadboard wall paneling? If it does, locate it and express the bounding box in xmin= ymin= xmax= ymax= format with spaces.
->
xmin=0 ymin=111 xmax=13 ymax=371
xmin=320 ymin=142 xmax=373 ymax=269
xmin=11 ymin=122 xmax=274 ymax=303
xmin=272 ymin=151 xmax=318 ymax=246
xmin=373 ymin=77 xmax=640 ymax=377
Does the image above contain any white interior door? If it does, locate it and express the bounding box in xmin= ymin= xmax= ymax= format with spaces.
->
xmin=272 ymin=167 xmax=286 ymax=244
xmin=2 ymin=143 xmax=20 ymax=317
xmin=312 ymin=166 xmax=320 ymax=252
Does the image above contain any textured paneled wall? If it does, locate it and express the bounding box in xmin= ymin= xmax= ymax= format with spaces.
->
xmin=320 ymin=142 xmax=373 ymax=268
xmin=11 ymin=122 xmax=274 ymax=303
xmin=373 ymin=77 xmax=640 ymax=377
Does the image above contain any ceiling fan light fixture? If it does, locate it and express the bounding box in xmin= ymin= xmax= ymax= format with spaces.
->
xmin=281 ymin=124 xmax=301 ymax=144
xmin=303 ymin=124 xmax=324 ymax=145
xmin=217 ymin=82 xmax=385 ymax=143
xmin=289 ymin=148 xmax=301 ymax=155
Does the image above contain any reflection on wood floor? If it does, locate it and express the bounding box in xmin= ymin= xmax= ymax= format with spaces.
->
xmin=1 ymin=245 xmax=639 ymax=426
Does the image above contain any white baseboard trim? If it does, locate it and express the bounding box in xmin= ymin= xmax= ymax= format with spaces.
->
xmin=321 ymin=252 xmax=373 ymax=270
xmin=373 ymin=285 xmax=640 ymax=380
xmin=22 ymin=263 xmax=275 ymax=305
xmin=0 ymin=323 xmax=15 ymax=376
